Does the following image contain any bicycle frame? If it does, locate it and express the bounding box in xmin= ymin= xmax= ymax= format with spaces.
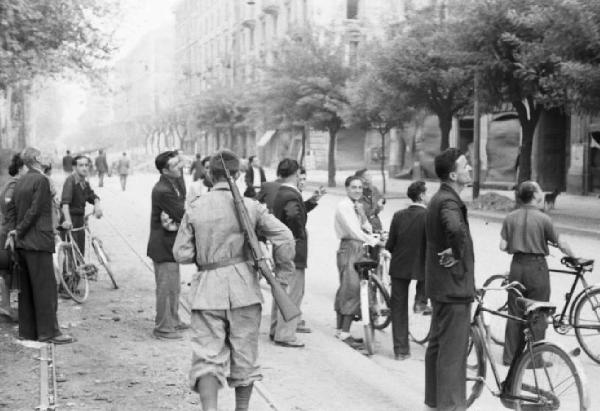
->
xmin=549 ymin=266 xmax=598 ymax=330
xmin=471 ymin=295 xmax=553 ymax=406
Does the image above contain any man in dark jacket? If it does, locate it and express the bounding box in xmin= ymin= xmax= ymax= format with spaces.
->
xmin=385 ymin=180 xmax=430 ymax=361
xmin=6 ymin=147 xmax=74 ymax=344
xmin=424 ymin=148 xmax=474 ymax=411
xmin=94 ymin=149 xmax=109 ymax=187
xmin=269 ymin=159 xmax=316 ymax=347
xmin=244 ymin=155 xmax=266 ymax=198
xmin=189 ymin=153 xmax=205 ymax=182
xmin=147 ymin=151 xmax=187 ymax=340
xmin=62 ymin=150 xmax=73 ymax=173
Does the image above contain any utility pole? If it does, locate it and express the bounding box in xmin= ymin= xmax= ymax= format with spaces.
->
xmin=473 ymin=72 xmax=481 ymax=200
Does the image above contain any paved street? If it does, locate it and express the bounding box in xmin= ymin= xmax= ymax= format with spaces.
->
xmin=1 ymin=171 xmax=599 ymax=410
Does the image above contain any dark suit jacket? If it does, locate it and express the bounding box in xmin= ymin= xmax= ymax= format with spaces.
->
xmin=385 ymin=205 xmax=427 ymax=281
xmin=6 ymin=169 xmax=55 ymax=252
xmin=425 ymin=183 xmax=475 ymax=303
xmin=147 ymin=174 xmax=185 ymax=263
xmin=244 ymin=166 xmax=266 ymax=197
xmin=272 ymin=185 xmax=312 ymax=269
xmin=257 ymin=180 xmax=282 ymax=212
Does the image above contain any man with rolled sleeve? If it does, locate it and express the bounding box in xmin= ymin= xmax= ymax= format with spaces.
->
xmin=173 ymin=149 xmax=295 ymax=411
xmin=501 ymin=181 xmax=575 ymax=366
xmin=424 ymin=148 xmax=474 ymax=411
xmin=61 ymin=155 xmax=102 ymax=255
xmin=147 ymin=151 xmax=187 ymax=340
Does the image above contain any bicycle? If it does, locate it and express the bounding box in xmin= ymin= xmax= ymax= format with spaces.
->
xmin=467 ymin=281 xmax=589 ymax=410
xmin=56 ymin=214 xmax=118 ymax=303
xmin=354 ymin=254 xmax=391 ymax=355
xmin=483 ymin=257 xmax=600 ymax=364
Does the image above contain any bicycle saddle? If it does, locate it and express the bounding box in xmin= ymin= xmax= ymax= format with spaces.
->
xmin=354 ymin=260 xmax=379 ymax=272
xmin=562 ymin=256 xmax=594 ymax=269
xmin=517 ymin=297 xmax=556 ymax=315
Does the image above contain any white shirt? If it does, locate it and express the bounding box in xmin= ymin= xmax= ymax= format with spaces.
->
xmin=253 ymin=166 xmax=262 ymax=188
xmin=334 ymin=197 xmax=378 ymax=245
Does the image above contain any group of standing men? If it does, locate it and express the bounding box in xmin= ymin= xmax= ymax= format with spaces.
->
xmin=1 ymin=147 xmax=105 ymax=345
xmin=146 ymin=149 xmax=324 ymax=411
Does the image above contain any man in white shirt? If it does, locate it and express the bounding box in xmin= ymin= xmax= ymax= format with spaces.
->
xmin=243 ymin=156 xmax=266 ymax=198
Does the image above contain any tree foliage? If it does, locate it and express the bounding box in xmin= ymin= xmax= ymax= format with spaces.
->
xmin=458 ymin=0 xmax=600 ymax=182
xmin=256 ymin=27 xmax=352 ymax=186
xmin=0 ymin=0 xmax=117 ymax=89
xmin=374 ymin=6 xmax=475 ymax=151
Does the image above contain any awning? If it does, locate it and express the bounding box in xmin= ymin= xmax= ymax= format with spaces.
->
xmin=257 ymin=130 xmax=277 ymax=147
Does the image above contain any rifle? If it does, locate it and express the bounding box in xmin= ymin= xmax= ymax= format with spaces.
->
xmin=219 ymin=154 xmax=301 ymax=322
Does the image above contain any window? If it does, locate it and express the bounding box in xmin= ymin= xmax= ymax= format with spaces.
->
xmin=346 ymin=0 xmax=359 ymax=19
xmin=273 ymin=14 xmax=278 ymax=37
xmin=348 ymin=40 xmax=359 ymax=65
xmin=249 ymin=28 xmax=255 ymax=50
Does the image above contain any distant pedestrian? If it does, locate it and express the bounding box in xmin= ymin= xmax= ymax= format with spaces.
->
xmin=116 ymin=152 xmax=130 ymax=191
xmin=0 ymin=153 xmax=27 ymax=321
xmin=424 ymin=148 xmax=474 ymax=411
xmin=501 ymin=181 xmax=575 ymax=366
xmin=62 ymin=150 xmax=73 ymax=173
xmin=385 ymin=180 xmax=430 ymax=361
xmin=190 ymin=153 xmax=204 ymax=182
xmin=5 ymin=147 xmax=74 ymax=344
xmin=334 ymin=175 xmax=380 ymax=349
xmin=186 ymin=156 xmax=212 ymax=209
xmin=60 ymin=155 xmax=102 ymax=256
xmin=354 ymin=168 xmax=385 ymax=233
xmin=173 ymin=149 xmax=294 ymax=411
xmin=95 ymin=149 xmax=109 ymax=187
xmin=147 ymin=151 xmax=187 ymax=340
xmin=244 ymin=155 xmax=266 ymax=198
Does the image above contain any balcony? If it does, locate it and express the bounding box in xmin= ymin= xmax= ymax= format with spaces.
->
xmin=262 ymin=0 xmax=279 ymax=15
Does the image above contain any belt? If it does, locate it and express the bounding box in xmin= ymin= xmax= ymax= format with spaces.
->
xmin=196 ymin=256 xmax=248 ymax=271
xmin=513 ymin=253 xmax=546 ymax=258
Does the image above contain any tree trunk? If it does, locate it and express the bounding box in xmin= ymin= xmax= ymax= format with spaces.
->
xmin=437 ymin=111 xmax=453 ymax=152
xmin=300 ymin=126 xmax=306 ymax=166
xmin=327 ymin=126 xmax=338 ymax=187
xmin=379 ymin=129 xmax=387 ymax=194
xmin=513 ymin=98 xmax=541 ymax=184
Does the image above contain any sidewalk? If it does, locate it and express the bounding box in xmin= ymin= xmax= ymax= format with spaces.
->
xmin=265 ymin=168 xmax=600 ymax=238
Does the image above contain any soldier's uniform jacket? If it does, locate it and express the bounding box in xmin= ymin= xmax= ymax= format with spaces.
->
xmin=173 ymin=181 xmax=295 ymax=310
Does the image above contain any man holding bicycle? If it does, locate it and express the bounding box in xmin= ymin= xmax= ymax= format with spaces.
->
xmin=61 ymin=155 xmax=103 ymax=255
xmin=424 ymin=148 xmax=474 ymax=411
xmin=500 ymin=181 xmax=575 ymax=366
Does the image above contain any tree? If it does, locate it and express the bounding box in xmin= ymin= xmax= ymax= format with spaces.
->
xmin=0 ymin=0 xmax=116 ymax=89
xmin=257 ymin=28 xmax=351 ymax=187
xmin=458 ymin=0 xmax=600 ymax=183
xmin=374 ymin=7 xmax=475 ymax=152
xmin=196 ymin=85 xmax=250 ymax=152
xmin=344 ymin=51 xmax=415 ymax=193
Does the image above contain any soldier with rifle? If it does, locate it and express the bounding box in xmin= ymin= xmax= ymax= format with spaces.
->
xmin=173 ymin=149 xmax=297 ymax=411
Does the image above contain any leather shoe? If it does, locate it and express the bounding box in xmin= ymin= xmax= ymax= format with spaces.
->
xmin=395 ymin=353 xmax=411 ymax=361
xmin=41 ymin=334 xmax=75 ymax=345
xmin=175 ymin=322 xmax=190 ymax=330
xmin=526 ymin=360 xmax=553 ymax=369
xmin=296 ymin=325 xmax=312 ymax=333
xmin=274 ymin=340 xmax=305 ymax=348
xmin=342 ymin=336 xmax=364 ymax=350
xmin=153 ymin=330 xmax=183 ymax=340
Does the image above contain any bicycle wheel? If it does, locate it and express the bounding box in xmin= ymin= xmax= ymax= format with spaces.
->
xmin=360 ymin=279 xmax=375 ymax=355
xmin=409 ymin=282 xmax=431 ymax=344
xmin=92 ymin=238 xmax=118 ymax=289
xmin=466 ymin=323 xmax=487 ymax=407
xmin=482 ymin=273 xmax=509 ymax=346
xmin=56 ymin=243 xmax=89 ymax=304
xmin=369 ymin=275 xmax=391 ymax=330
xmin=574 ymin=287 xmax=600 ymax=364
xmin=510 ymin=342 xmax=588 ymax=411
